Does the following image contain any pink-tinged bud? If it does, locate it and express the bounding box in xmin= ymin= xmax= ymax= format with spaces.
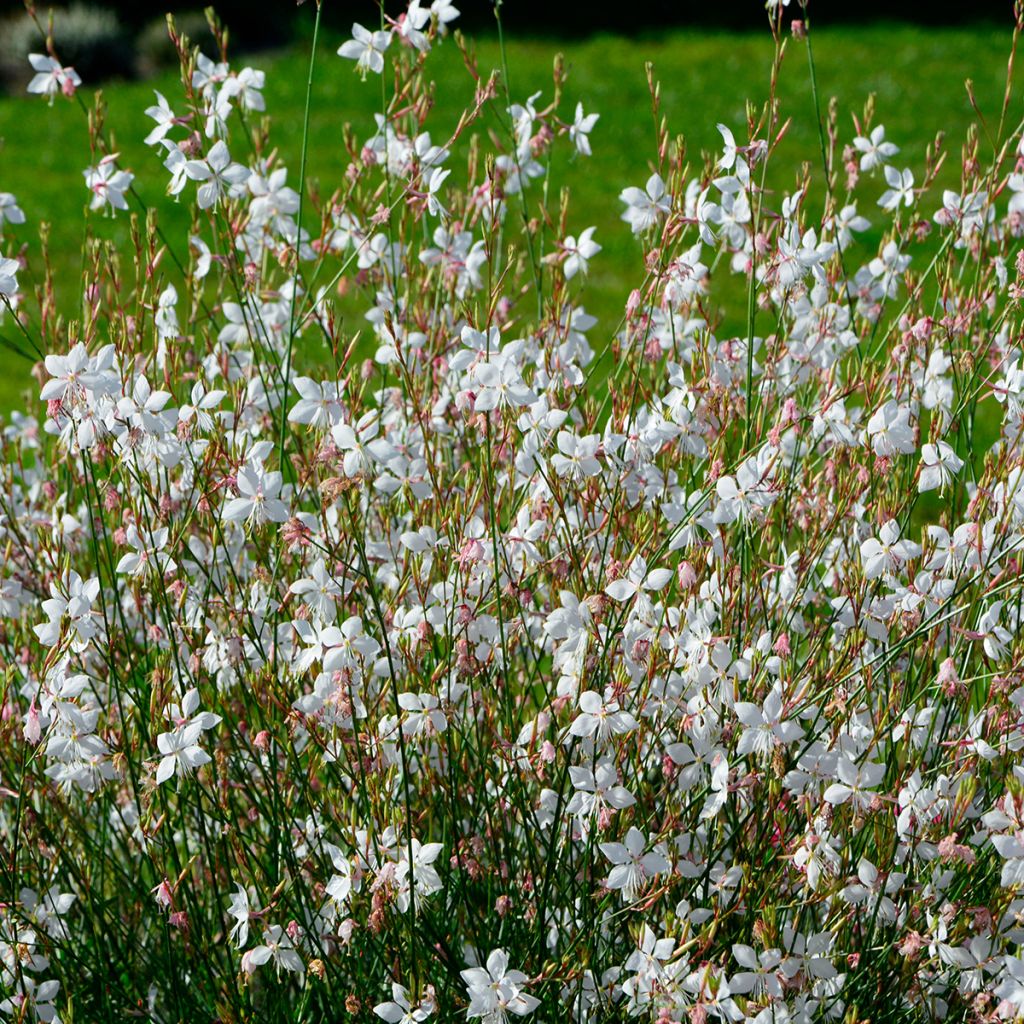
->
xmin=454 ymin=390 xmax=475 ymax=414
xmin=112 ymin=526 xmax=128 ymax=546
xmin=152 ymin=879 xmax=174 ymax=908
xmin=169 ymin=910 xmax=188 ymax=930
xmin=61 ymin=74 xmax=77 ymax=98
xmin=253 ymin=730 xmax=271 ymax=751
xmin=42 ymin=479 xmax=58 ymax=501
xmin=596 ymin=806 xmax=613 ymax=831
xmin=24 ymin=702 xmax=42 ymax=745
xmin=540 ymin=740 xmax=556 ymax=763
xmin=773 ymin=632 xmax=791 ymax=657
xmin=678 ymin=561 xmax=697 ymax=589
xmin=494 ymin=894 xmax=512 ymax=917
xmin=45 ymin=400 xmax=63 ymax=422
xmin=630 ymin=638 xmax=651 ymax=663
xmin=458 ymin=538 xmax=485 ymax=565
xmin=241 ymin=949 xmax=260 ymax=974
xmin=626 ymin=288 xmax=643 ymax=320
xmin=791 ymin=19 xmax=806 ymax=39
xmin=782 ymin=397 xmax=798 ymax=423
xmin=286 ymin=919 xmax=301 ymax=941
xmin=937 ymin=657 xmax=960 ymax=696
xmin=103 ymin=487 xmax=119 ymax=511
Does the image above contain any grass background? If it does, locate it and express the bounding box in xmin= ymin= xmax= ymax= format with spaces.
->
xmin=0 ymin=22 xmax=1016 ymax=413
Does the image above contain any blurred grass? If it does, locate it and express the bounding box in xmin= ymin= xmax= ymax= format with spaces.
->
xmin=0 ymin=21 xmax=1016 ymax=413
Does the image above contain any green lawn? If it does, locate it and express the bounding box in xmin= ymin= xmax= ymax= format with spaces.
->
xmin=0 ymin=22 xmax=1016 ymax=413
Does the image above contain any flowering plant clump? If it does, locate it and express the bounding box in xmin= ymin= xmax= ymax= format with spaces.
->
xmin=5 ymin=2 xmax=1024 ymax=1021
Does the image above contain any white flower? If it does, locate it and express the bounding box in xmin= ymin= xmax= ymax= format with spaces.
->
xmin=27 ymin=53 xmax=81 ymax=102
xmin=599 ymin=827 xmax=670 ymax=899
xmin=865 ymin=399 xmax=916 ymax=456
xmin=918 ymin=440 xmax=964 ymax=493
xmin=551 ymin=430 xmax=601 ymax=479
xmin=620 ymin=173 xmax=671 ymax=234
xmin=734 ymin=684 xmax=802 ymax=759
xmin=562 ymin=226 xmax=600 ymax=279
xmin=227 ymin=884 xmax=253 ymax=947
xmin=568 ymin=690 xmax=638 ymax=742
xmin=288 ymin=377 xmax=345 ymax=429
xmin=461 ymin=949 xmax=539 ymax=1021
xmin=374 ymin=983 xmax=435 ymax=1023
xmin=183 ymin=141 xmax=249 ymax=209
xmin=144 ymin=91 xmax=180 ymax=147
xmin=568 ymin=103 xmax=599 ymax=157
xmin=853 ymin=124 xmax=899 ymax=171
xmin=154 ymin=689 xmax=220 ymax=785
xmin=223 ymin=465 xmax=289 ymax=527
xmin=823 ymin=756 xmax=886 ymax=810
xmin=430 ymin=0 xmax=460 ymax=32
xmin=396 ymin=1 xmax=432 ymax=52
xmin=0 ymin=192 xmax=26 ymax=227
xmin=84 ymin=157 xmax=134 ymax=213
xmin=338 ymin=23 xmax=393 ymax=75
xmin=241 ymin=925 xmax=304 ymax=975
xmin=289 ymin=559 xmax=342 ymax=621
xmin=860 ymin=519 xmax=921 ymax=580
xmin=878 ymin=165 xmax=915 ymax=210
xmin=115 ymin=525 xmax=176 ymax=578
xmin=0 ymin=256 xmax=19 ymax=299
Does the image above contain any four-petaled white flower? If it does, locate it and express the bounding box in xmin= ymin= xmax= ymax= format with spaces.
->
xmin=860 ymin=518 xmax=921 ymax=580
xmin=569 ymin=690 xmax=639 ymax=744
xmin=599 ymin=826 xmax=670 ymax=899
xmin=461 ymin=949 xmax=539 ymax=1021
xmin=154 ymin=689 xmax=221 ymax=785
xmin=84 ymin=157 xmax=134 ymax=214
xmin=919 ymin=440 xmax=964 ymax=494
xmin=183 ymin=141 xmax=250 ymax=209
xmin=879 ymin=165 xmax=915 ymax=210
xmin=338 ymin=23 xmax=393 ymax=75
xmin=241 ymin=924 xmax=304 ymax=975
xmin=569 ymin=102 xmax=599 ymax=157
xmin=27 ymin=53 xmax=81 ymax=103
xmin=620 ymin=173 xmax=672 ymax=235
xmin=562 ymin=226 xmax=601 ymax=279
xmin=853 ymin=124 xmax=899 ymax=171
xmin=223 ymin=465 xmax=289 ymax=527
